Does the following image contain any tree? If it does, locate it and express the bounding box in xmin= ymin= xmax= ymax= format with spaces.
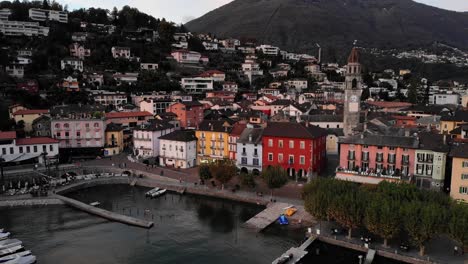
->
xmin=364 ymin=194 xmax=401 ymax=247
xmin=407 ymin=83 xmax=418 ymax=104
xmin=402 ymin=201 xmax=447 ymax=256
xmin=199 ymin=164 xmax=212 ymax=180
xmin=448 ymin=203 xmax=468 ymax=252
xmin=240 ymin=172 xmax=256 ymax=188
xmin=210 ymin=159 xmax=236 ymax=190
xmin=261 ymin=165 xmax=288 ymax=199
xmin=328 ymin=188 xmax=366 ymax=239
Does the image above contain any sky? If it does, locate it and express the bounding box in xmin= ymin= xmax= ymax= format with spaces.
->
xmin=61 ymin=0 xmax=468 ymax=24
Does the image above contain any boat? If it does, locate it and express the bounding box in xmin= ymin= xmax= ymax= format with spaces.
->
xmin=3 ymin=255 xmax=36 ymax=264
xmin=0 ymin=245 xmax=24 ymax=258
xmin=145 ymin=188 xmax=160 ymax=197
xmin=284 ymin=207 xmax=297 ymax=217
xmin=0 ymin=251 xmax=31 ymax=262
xmin=89 ymin=202 xmax=100 ymax=207
xmin=0 ymin=240 xmax=22 ymax=251
xmin=150 ymin=189 xmax=167 ymax=198
xmin=278 ymin=214 xmax=289 ymax=225
xmin=0 ymin=233 xmax=10 ymax=241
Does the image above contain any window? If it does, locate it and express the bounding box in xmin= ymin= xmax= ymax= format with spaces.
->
xmin=279 ymin=140 xmax=283 ymax=148
xmin=1 ymin=148 xmax=5 ymax=155
xmin=388 ymin=153 xmax=396 ymax=164
xmin=26 ymin=146 xmax=30 ymax=153
xmin=42 ymin=145 xmax=46 ymax=152
xmin=462 ymin=174 xmax=468 ymax=180
xmin=289 ymin=155 xmax=294 ymax=165
xmin=254 ymin=149 xmax=258 ymax=156
xmin=268 ymin=153 xmax=273 ymax=161
xmin=268 ymin=139 xmax=273 ymax=147
xmin=289 ymin=140 xmax=294 ymax=149
xmin=19 ymin=147 xmax=23 ymax=153
xmin=65 ymin=132 xmax=69 ymax=137
xmin=348 ymin=161 xmax=355 ymax=170
xmin=363 ymin=145 xmax=368 ymax=149
xmin=425 ymin=165 xmax=433 ymax=176
xmin=300 ymin=156 xmax=305 ymax=165
xmin=241 ymin=157 xmax=247 ymax=165
xmin=416 ymin=164 xmax=424 ymax=175
xmin=376 ymin=153 xmax=384 ymax=162
xmin=388 ymin=165 xmax=396 ymax=174
xmin=348 ymin=150 xmax=355 ymax=160
xmin=402 ymin=155 xmax=410 ymax=165
xmin=253 ymin=158 xmax=259 ymax=166
xmin=300 ymin=141 xmax=305 ymax=149
xmin=389 ymin=147 xmax=395 ymax=150
xmin=362 ymin=152 xmax=369 ymax=161
xmin=77 ymin=132 xmax=81 ymax=137
xmin=462 ymin=161 xmax=468 ymax=168
xmin=278 ymin=153 xmax=283 ymax=163
xmin=460 ymin=186 xmax=468 ymax=195
xmin=377 ymin=146 xmax=383 ymax=150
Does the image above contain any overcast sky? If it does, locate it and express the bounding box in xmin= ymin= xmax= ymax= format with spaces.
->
xmin=62 ymin=0 xmax=468 ymax=24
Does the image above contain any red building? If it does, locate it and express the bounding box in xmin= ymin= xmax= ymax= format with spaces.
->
xmin=166 ymin=101 xmax=205 ymax=128
xmin=262 ymin=122 xmax=327 ymax=179
xmin=228 ymin=121 xmax=247 ymax=160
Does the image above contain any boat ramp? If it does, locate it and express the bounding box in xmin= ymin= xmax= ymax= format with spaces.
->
xmin=244 ymin=202 xmax=291 ymax=232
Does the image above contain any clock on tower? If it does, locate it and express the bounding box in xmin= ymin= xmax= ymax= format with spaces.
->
xmin=343 ymin=47 xmax=363 ymax=136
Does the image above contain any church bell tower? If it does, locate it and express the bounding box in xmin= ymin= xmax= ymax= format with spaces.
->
xmin=343 ymin=47 xmax=363 ymax=136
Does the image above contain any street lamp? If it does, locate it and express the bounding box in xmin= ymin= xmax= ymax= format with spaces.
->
xmin=41 ymin=152 xmax=49 ymax=176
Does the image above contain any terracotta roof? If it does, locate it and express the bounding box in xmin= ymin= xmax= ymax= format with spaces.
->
xmin=392 ymin=115 xmax=417 ymax=120
xmin=199 ymin=70 xmax=225 ymax=77
xmin=159 ymin=130 xmax=197 ymax=142
xmin=263 ymin=122 xmax=327 ymax=139
xmin=16 ymin=137 xmax=59 ymax=145
xmin=348 ymin=47 xmax=360 ymax=63
xmin=450 ymin=144 xmax=468 ymax=158
xmin=13 ymin=109 xmax=49 ymax=115
xmin=105 ymin=111 xmax=153 ymax=119
xmin=0 ymin=131 xmax=17 ymax=140
xmin=230 ymin=122 xmax=247 ymax=136
xmin=367 ymin=101 xmax=412 ymax=108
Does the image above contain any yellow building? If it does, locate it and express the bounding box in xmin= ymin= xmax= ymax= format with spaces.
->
xmin=195 ymin=120 xmax=233 ymax=164
xmin=104 ymin=123 xmax=124 ymax=156
xmin=440 ymin=111 xmax=468 ymax=134
xmin=13 ymin=109 xmax=49 ymax=132
xmin=449 ymin=144 xmax=468 ymax=203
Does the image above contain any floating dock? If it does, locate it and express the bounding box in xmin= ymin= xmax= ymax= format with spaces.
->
xmin=244 ymin=202 xmax=290 ymax=232
xmin=55 ymin=195 xmax=154 ymax=229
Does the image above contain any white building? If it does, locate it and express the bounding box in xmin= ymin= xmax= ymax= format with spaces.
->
xmin=0 ymin=8 xmax=11 ymax=20
xmin=15 ymin=57 xmax=32 ymax=65
xmin=242 ymin=62 xmax=263 ymax=76
xmin=256 ymin=45 xmax=280 ymax=56
xmin=202 ymin=41 xmax=218 ymax=51
xmin=429 ymin=93 xmax=460 ymax=105
xmin=139 ymin=99 xmax=173 ymax=115
xmin=0 ymin=131 xmax=59 ymax=164
xmin=133 ymin=121 xmax=175 ymax=159
xmin=6 ymin=64 xmax=24 ymax=78
xmin=0 ymin=20 xmax=49 ymax=36
xmin=140 ymin=63 xmax=159 ymax=71
xmin=69 ymin=43 xmax=90 ymax=59
xmin=61 ymin=58 xmax=83 ymax=72
xmin=113 ymin=73 xmax=139 ymax=85
xmin=171 ymin=50 xmax=201 ymax=64
xmin=91 ymin=91 xmax=128 ymax=106
xmin=111 ymin=46 xmax=131 ymax=59
xmin=181 ymin=77 xmax=214 ymax=94
xmin=285 ymin=79 xmax=308 ymax=91
xmin=29 ymin=8 xmax=68 ymax=23
xmin=223 ymin=82 xmax=238 ymax=93
xmin=236 ymin=125 xmax=263 ymax=174
xmin=159 ymin=130 xmax=197 ymax=168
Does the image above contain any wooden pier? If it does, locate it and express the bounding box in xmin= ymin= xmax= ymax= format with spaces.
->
xmin=55 ymin=194 xmax=154 ymax=229
xmin=244 ymin=202 xmax=290 ymax=232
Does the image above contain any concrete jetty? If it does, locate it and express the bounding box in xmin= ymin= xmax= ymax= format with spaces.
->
xmin=55 ymin=194 xmax=154 ymax=229
xmin=244 ymin=202 xmax=290 ymax=232
xmin=272 ymin=235 xmax=317 ymax=264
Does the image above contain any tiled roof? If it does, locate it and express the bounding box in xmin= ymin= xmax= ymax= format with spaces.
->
xmin=0 ymin=131 xmax=17 ymax=140
xmin=302 ymin=114 xmax=343 ymax=123
xmin=197 ymin=119 xmax=234 ymax=133
xmin=136 ymin=120 xmax=174 ymax=131
xmin=105 ymin=111 xmax=153 ymax=119
xmin=418 ymin=132 xmax=450 ymax=152
xmin=339 ymin=134 xmax=419 ymax=148
xmin=366 ymin=101 xmax=412 ymax=108
xmin=238 ymin=127 xmax=264 ymax=144
xmin=450 ymin=144 xmax=468 ymax=158
xmin=441 ymin=111 xmax=468 ymax=122
xmin=13 ymin=109 xmax=49 ymax=115
xmin=106 ymin=123 xmax=124 ymax=132
xmin=263 ymin=122 xmax=327 ymax=139
xmin=16 ymin=137 xmax=59 ymax=145
xmin=159 ymin=130 xmax=197 ymax=142
xmin=230 ymin=122 xmax=247 ymax=136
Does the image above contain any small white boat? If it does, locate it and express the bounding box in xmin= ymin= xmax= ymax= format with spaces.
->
xmin=0 ymin=251 xmax=31 ymax=262
xmin=145 ymin=188 xmax=160 ymax=197
xmin=0 ymin=245 xmax=23 ymax=257
xmin=3 ymin=255 xmax=36 ymax=264
xmin=0 ymin=240 xmax=22 ymax=251
xmin=0 ymin=233 xmax=10 ymax=241
xmin=89 ymin=202 xmax=100 ymax=207
xmin=151 ymin=189 xmax=167 ymax=198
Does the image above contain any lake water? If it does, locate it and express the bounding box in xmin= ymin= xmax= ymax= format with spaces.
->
xmin=0 ymin=185 xmax=304 ymax=264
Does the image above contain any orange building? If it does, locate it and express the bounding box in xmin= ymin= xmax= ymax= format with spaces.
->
xmin=166 ymin=101 xmax=205 ymax=129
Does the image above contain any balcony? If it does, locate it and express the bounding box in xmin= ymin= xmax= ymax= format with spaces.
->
xmin=336 ymin=167 xmax=410 ymax=183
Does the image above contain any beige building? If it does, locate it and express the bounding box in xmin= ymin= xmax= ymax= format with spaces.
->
xmin=13 ymin=109 xmax=49 ymax=132
xmin=449 ymin=144 xmax=468 ymax=203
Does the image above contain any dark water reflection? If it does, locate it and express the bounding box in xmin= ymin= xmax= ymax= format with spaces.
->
xmin=0 ymin=185 xmax=304 ymax=264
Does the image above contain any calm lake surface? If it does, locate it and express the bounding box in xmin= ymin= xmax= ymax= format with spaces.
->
xmin=0 ymin=185 xmax=304 ymax=264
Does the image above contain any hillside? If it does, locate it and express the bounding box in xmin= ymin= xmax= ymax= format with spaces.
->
xmin=186 ymin=0 xmax=468 ymax=55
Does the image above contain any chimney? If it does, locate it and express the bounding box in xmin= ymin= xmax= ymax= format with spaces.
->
xmin=443 ymin=134 xmax=447 ymax=145
xmin=249 ymin=134 xmax=252 ymax=142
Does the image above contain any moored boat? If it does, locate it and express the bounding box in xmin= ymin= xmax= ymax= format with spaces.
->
xmin=2 ymin=255 xmax=36 ymax=264
xmin=145 ymin=188 xmax=160 ymax=197
xmin=0 ymin=251 xmax=31 ymax=262
xmin=150 ymin=189 xmax=167 ymax=198
xmin=0 ymin=240 xmax=22 ymax=251
xmin=0 ymin=245 xmax=24 ymax=258
xmin=0 ymin=233 xmax=10 ymax=241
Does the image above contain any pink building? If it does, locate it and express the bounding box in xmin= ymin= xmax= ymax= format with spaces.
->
xmin=51 ymin=119 xmax=105 ymax=149
xmin=171 ymin=50 xmax=201 ymax=64
xmin=69 ymin=43 xmax=91 ymax=59
xmin=337 ymin=134 xmax=418 ymax=184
